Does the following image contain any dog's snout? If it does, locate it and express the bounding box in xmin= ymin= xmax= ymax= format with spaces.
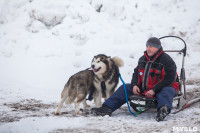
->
xmin=91 ymin=65 xmax=95 ymax=68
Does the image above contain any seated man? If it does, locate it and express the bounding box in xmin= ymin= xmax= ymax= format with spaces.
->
xmin=92 ymin=37 xmax=179 ymax=122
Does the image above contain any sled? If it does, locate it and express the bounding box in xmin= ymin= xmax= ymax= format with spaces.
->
xmin=129 ymin=36 xmax=187 ymax=114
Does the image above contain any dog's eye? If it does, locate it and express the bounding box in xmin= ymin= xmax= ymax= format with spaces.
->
xmin=97 ymin=61 xmax=100 ymax=63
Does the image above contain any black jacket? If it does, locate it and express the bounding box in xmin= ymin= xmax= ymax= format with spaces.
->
xmin=131 ymin=47 xmax=179 ymax=94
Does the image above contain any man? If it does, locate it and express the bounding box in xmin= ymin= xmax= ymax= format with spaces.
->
xmin=92 ymin=37 xmax=179 ymax=122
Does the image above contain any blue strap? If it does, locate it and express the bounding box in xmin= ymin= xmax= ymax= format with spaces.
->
xmin=119 ymin=74 xmax=136 ymax=117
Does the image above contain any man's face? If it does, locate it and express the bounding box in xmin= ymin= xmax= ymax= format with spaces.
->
xmin=146 ymin=45 xmax=159 ymax=57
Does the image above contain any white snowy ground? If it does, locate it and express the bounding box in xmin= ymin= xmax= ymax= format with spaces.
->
xmin=0 ymin=0 xmax=200 ymax=132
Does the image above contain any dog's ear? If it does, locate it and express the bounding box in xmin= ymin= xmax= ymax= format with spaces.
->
xmin=92 ymin=56 xmax=96 ymax=63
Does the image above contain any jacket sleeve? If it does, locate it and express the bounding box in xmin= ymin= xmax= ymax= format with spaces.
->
xmin=153 ymin=55 xmax=177 ymax=93
xmin=131 ymin=65 xmax=139 ymax=88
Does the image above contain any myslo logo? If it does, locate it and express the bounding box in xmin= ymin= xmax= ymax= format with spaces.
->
xmin=172 ymin=126 xmax=198 ymax=132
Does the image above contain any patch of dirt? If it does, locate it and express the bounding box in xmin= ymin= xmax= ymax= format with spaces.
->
xmin=0 ymin=99 xmax=57 ymax=123
xmin=49 ymin=128 xmax=103 ymax=133
xmin=186 ymin=79 xmax=200 ymax=86
xmin=0 ymin=99 xmax=93 ymax=123
xmin=4 ymin=99 xmax=56 ymax=111
xmin=186 ymin=89 xmax=200 ymax=100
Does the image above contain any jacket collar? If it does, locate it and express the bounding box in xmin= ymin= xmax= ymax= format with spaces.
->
xmin=144 ymin=47 xmax=163 ymax=61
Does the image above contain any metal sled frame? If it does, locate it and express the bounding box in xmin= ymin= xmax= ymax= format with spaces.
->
xmin=129 ymin=36 xmax=187 ymax=113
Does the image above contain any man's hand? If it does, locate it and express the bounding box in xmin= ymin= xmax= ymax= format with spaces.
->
xmin=133 ymin=85 xmax=140 ymax=95
xmin=145 ymin=90 xmax=155 ymax=97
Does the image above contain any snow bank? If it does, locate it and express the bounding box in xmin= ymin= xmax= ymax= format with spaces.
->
xmin=0 ymin=0 xmax=200 ymax=132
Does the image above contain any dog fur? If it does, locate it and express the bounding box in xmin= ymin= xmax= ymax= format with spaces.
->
xmin=91 ymin=54 xmax=124 ymax=107
xmin=55 ymin=54 xmax=123 ymax=115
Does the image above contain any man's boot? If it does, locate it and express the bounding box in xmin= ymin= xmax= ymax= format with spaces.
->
xmin=156 ymin=105 xmax=170 ymax=122
xmin=91 ymin=104 xmax=112 ymax=116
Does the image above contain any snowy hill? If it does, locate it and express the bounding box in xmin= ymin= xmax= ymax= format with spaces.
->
xmin=0 ymin=0 xmax=200 ymax=132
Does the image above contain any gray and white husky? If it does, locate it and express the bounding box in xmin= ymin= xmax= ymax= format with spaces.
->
xmin=55 ymin=54 xmax=124 ymax=115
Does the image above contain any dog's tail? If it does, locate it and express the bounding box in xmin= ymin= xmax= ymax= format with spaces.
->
xmin=112 ymin=56 xmax=124 ymax=67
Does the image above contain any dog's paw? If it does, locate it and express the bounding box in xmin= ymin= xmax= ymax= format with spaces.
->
xmin=76 ymin=110 xmax=83 ymax=115
xmin=55 ymin=111 xmax=61 ymax=115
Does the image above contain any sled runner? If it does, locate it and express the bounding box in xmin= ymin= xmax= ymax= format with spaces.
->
xmin=171 ymin=97 xmax=200 ymax=114
xmin=129 ymin=36 xmax=187 ymax=114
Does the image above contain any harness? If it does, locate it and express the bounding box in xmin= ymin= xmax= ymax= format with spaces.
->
xmin=87 ymin=68 xmax=112 ymax=101
xmin=86 ymin=81 xmax=107 ymax=101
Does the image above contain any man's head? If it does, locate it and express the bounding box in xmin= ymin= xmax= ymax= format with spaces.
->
xmin=146 ymin=37 xmax=161 ymax=57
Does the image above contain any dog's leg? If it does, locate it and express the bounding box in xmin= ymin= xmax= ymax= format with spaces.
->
xmin=74 ymin=100 xmax=82 ymax=115
xmin=75 ymin=92 xmax=88 ymax=114
xmin=94 ymin=91 xmax=102 ymax=108
xmin=105 ymin=89 xmax=113 ymax=100
xmin=83 ymin=99 xmax=90 ymax=108
xmin=55 ymin=93 xmax=68 ymax=115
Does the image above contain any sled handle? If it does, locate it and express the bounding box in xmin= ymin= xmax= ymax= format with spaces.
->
xmin=159 ymin=36 xmax=187 ymax=57
xmin=159 ymin=35 xmax=187 ymax=99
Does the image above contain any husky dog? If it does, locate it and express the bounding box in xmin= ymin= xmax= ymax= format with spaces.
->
xmin=91 ymin=54 xmax=124 ymax=107
xmin=55 ymin=69 xmax=94 ymax=115
xmin=55 ymin=54 xmax=123 ymax=115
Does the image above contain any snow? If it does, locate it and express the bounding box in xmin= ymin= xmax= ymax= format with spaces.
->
xmin=0 ymin=0 xmax=200 ymax=132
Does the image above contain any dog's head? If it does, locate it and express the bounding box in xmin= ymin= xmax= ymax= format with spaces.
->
xmin=91 ymin=54 xmax=110 ymax=75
